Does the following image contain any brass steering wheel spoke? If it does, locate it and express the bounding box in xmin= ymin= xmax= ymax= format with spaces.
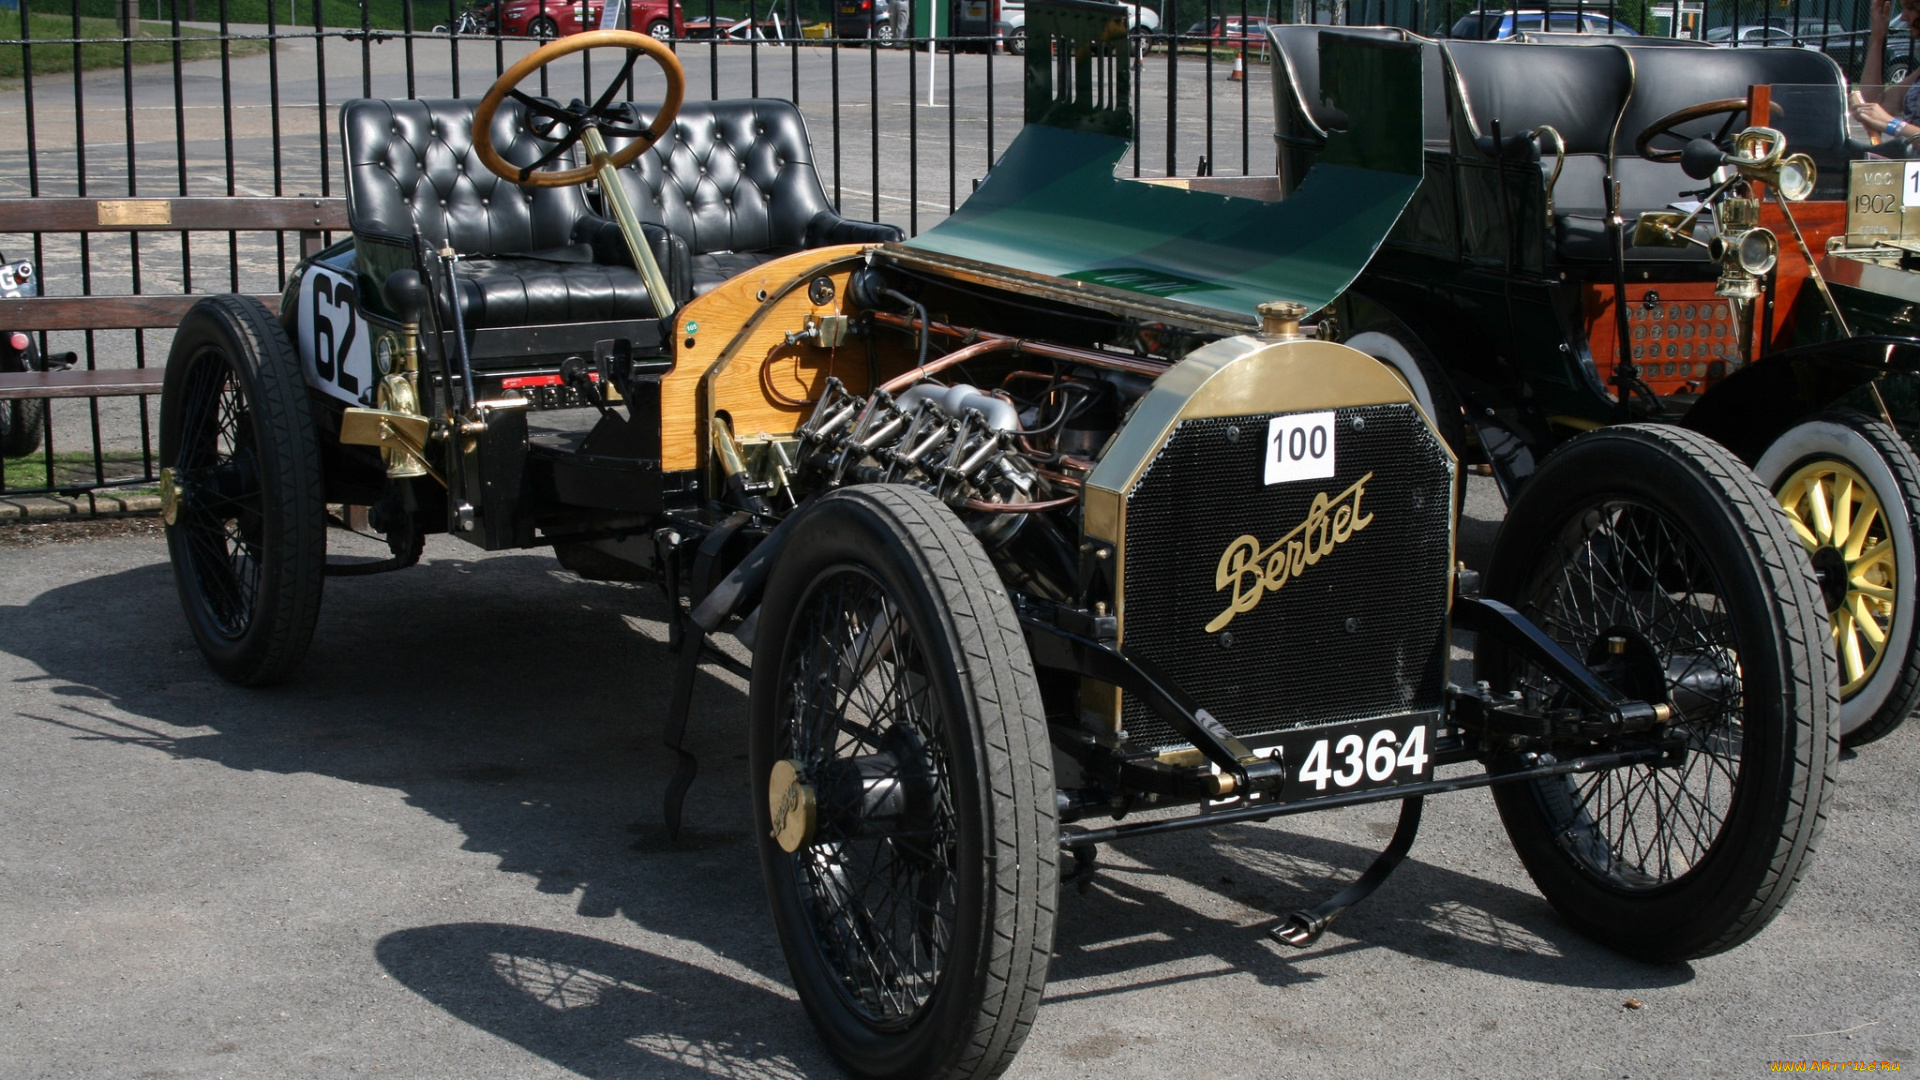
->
xmin=470 ymin=29 xmax=686 ymax=316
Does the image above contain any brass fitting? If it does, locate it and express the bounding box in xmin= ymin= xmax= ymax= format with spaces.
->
xmin=1255 ymin=300 xmax=1310 ymax=341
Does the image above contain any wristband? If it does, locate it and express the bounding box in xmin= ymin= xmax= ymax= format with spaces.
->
xmin=1891 ymin=118 xmax=1909 ymax=137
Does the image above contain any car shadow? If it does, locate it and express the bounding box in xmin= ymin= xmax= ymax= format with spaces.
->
xmin=3 ymin=539 xmax=1686 ymax=1074
xmin=1046 ymin=822 xmax=1693 ymax=998
xmin=374 ymin=923 xmax=833 ymax=1080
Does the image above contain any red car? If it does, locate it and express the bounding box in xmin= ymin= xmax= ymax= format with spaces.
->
xmin=498 ymin=0 xmax=684 ymax=40
xmin=1182 ymin=13 xmax=1277 ymax=48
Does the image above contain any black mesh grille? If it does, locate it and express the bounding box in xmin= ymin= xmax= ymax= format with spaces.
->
xmin=1119 ymin=404 xmax=1455 ymax=751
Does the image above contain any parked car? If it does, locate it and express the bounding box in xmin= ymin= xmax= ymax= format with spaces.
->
xmin=1001 ymin=0 xmax=1156 ymax=54
xmin=155 ymin=14 xmax=1842 ymax=1080
xmin=834 ymin=0 xmax=899 ymax=40
xmin=1181 ymin=12 xmax=1278 ymax=47
xmin=1701 ymin=20 xmax=1916 ymax=82
xmin=1446 ymin=8 xmax=1637 ymax=37
xmin=1274 ymin=24 xmax=1920 ymax=747
xmin=497 ymin=0 xmax=683 ymax=40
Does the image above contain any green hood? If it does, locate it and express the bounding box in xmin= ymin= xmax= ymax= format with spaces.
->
xmin=903 ymin=19 xmax=1423 ymax=330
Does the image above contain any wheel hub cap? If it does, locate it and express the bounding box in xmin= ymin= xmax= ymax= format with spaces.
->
xmin=158 ymin=467 xmax=181 ymax=526
xmin=768 ymin=758 xmax=817 ymax=853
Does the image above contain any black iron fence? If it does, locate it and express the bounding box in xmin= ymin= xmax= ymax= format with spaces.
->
xmin=0 ymin=0 xmax=1902 ymax=507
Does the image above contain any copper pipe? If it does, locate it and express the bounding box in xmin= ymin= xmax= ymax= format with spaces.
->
xmin=1035 ymin=467 xmax=1085 ymax=488
xmin=964 ymin=493 xmax=1081 ymax=513
xmin=870 ymin=311 xmax=1170 ymax=391
xmin=878 ymin=337 xmax=1022 ymax=395
xmin=1000 ymin=370 xmax=1059 ymax=388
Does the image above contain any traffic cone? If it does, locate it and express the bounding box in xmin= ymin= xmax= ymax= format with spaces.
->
xmin=1229 ymin=53 xmax=1244 ymax=81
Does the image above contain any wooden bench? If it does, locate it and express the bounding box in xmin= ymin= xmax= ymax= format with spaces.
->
xmin=0 ymin=196 xmax=350 ymax=401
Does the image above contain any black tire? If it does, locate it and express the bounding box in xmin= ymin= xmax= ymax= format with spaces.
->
xmin=527 ymin=15 xmax=559 ymax=37
xmin=875 ymin=18 xmax=895 ymax=42
xmin=1479 ymin=424 xmax=1836 ymax=963
xmin=0 ymin=335 xmax=46 ymax=459
xmin=430 ymin=21 xmax=450 ymax=33
xmin=1007 ymin=26 xmax=1024 ymax=54
xmin=1342 ymin=306 xmax=1473 ymax=520
xmin=647 ymin=17 xmax=672 ymax=40
xmin=160 ymin=295 xmax=326 ymax=686
xmin=751 ymin=485 xmax=1056 ymax=1080
xmin=1755 ymin=409 xmax=1920 ymax=748
xmin=1891 ymin=58 xmax=1913 ymax=84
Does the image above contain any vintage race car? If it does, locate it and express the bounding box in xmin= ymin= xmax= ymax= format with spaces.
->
xmin=158 ymin=8 xmax=1838 ymax=1078
xmin=1272 ymin=25 xmax=1920 ymax=749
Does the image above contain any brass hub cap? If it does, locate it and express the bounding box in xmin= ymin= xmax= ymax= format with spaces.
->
xmin=158 ymin=467 xmax=181 ymax=526
xmin=768 ymin=759 xmax=817 ymax=853
xmin=1777 ymin=459 xmax=1896 ymax=697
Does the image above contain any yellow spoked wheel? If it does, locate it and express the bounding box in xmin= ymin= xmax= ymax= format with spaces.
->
xmin=1756 ymin=409 xmax=1920 ymax=748
xmin=1776 ymin=457 xmax=1896 ymax=696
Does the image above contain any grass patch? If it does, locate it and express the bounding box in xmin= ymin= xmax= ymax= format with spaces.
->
xmin=0 ymin=11 xmax=269 ymax=78
xmin=3 ymin=449 xmax=155 ymax=494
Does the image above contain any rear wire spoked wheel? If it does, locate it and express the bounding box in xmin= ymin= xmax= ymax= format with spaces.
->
xmin=159 ymin=296 xmax=325 ymax=686
xmin=1756 ymin=410 xmax=1920 ymax=747
xmin=1481 ymin=425 xmax=1836 ymax=962
xmin=751 ymin=486 xmax=1055 ymax=1080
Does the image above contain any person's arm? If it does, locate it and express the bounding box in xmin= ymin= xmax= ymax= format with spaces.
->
xmin=1865 ymin=0 xmax=1894 ymax=105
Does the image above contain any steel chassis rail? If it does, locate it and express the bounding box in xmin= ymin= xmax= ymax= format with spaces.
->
xmin=1059 ymin=743 xmax=1673 ymax=848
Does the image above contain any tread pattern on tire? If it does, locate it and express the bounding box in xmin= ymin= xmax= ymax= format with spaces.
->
xmin=831 ymin=485 xmax=1057 ymax=1080
xmin=1499 ymin=424 xmax=1838 ymax=959
xmin=167 ymin=295 xmax=326 ymax=686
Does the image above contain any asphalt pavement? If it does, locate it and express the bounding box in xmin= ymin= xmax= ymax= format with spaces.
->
xmin=2 ymin=478 xmax=1916 ymax=1079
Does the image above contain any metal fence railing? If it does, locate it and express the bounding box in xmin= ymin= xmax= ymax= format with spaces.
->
xmin=0 ymin=0 xmax=1907 ymax=509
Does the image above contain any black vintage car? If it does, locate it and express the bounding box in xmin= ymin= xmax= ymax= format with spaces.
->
xmin=159 ymin=9 xmax=1838 ymax=1078
xmin=1273 ymin=24 xmax=1920 ymax=749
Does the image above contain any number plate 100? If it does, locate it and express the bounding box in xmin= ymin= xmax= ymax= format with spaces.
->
xmin=1279 ymin=715 xmax=1432 ymax=801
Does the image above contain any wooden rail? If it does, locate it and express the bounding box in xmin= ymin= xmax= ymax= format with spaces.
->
xmin=0 ymin=196 xmax=347 ymax=401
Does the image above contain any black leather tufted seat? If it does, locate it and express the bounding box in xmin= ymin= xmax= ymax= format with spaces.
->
xmin=1440 ymin=39 xmax=1854 ymax=262
xmin=601 ymin=99 xmax=903 ymax=300
xmin=342 ymin=96 xmax=677 ymax=328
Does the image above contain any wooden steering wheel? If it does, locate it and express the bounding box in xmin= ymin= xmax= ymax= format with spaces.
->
xmin=1633 ymin=96 xmax=1785 ymax=164
xmin=472 ymin=30 xmax=686 ymax=188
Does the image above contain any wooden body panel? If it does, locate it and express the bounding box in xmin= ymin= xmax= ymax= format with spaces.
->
xmin=1582 ymin=199 xmax=1848 ymax=396
xmin=660 ymin=244 xmax=885 ymax=472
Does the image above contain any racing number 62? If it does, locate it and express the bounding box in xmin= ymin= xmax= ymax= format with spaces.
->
xmin=309 ymin=274 xmax=360 ymax=396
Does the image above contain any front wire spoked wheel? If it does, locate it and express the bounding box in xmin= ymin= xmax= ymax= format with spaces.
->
xmin=1481 ymin=425 xmax=1836 ymax=962
xmin=159 ymin=295 xmax=325 ymax=685
xmin=784 ymin=570 xmax=957 ymax=1026
xmin=752 ymin=486 xmax=1055 ymax=1080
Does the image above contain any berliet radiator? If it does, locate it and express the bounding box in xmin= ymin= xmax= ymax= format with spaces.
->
xmin=1081 ymin=336 xmax=1458 ymax=752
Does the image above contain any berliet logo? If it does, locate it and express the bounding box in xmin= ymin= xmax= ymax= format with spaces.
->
xmin=1205 ymin=471 xmax=1375 ymax=633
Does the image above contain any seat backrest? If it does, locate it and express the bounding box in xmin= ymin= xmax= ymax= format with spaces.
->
xmin=1441 ymin=39 xmax=1632 ymax=155
xmin=1615 ymin=44 xmax=1850 ymax=176
xmin=341 ymin=97 xmax=595 ymax=255
xmin=1270 ymin=25 xmax=1446 ymax=149
xmin=607 ymin=98 xmax=834 ymax=257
